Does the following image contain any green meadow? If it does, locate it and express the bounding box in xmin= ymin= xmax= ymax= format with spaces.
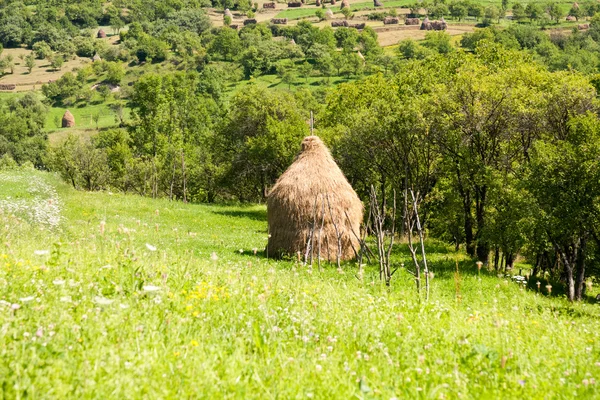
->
xmin=1 ymin=168 xmax=599 ymax=398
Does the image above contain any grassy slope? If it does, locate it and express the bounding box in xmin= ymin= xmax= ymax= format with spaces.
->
xmin=1 ymin=169 xmax=600 ymax=398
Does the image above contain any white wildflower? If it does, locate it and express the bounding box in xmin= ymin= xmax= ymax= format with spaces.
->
xmin=34 ymin=250 xmax=49 ymax=256
xmin=142 ymin=285 xmax=161 ymax=292
xmin=52 ymin=279 xmax=65 ymax=285
xmin=145 ymin=243 xmax=157 ymax=252
xmin=19 ymin=296 xmax=34 ymax=302
xmin=93 ymin=296 xmax=114 ymax=305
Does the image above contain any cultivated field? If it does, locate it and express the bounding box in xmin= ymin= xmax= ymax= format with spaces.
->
xmin=1 ymin=168 xmax=599 ymax=398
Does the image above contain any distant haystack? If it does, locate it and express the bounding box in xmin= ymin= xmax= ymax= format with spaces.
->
xmin=420 ymin=17 xmax=431 ymax=30
xmin=404 ymin=17 xmax=419 ymax=25
xmin=266 ymin=136 xmax=363 ymax=261
xmin=316 ymin=0 xmax=322 ymax=6
xmin=92 ymin=53 xmax=102 ymax=62
xmin=62 ymin=110 xmax=75 ymax=128
xmin=374 ymin=0 xmax=383 ymax=6
xmin=340 ymin=0 xmax=349 ymax=9
xmin=97 ymin=29 xmax=107 ymax=38
xmin=331 ymin=20 xmax=349 ymax=27
xmin=325 ymin=8 xmax=335 ymax=18
xmin=224 ymin=8 xmax=234 ymax=18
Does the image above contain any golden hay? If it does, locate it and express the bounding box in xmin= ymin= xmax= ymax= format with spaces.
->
xmin=62 ymin=110 xmax=75 ymax=128
xmin=266 ymin=136 xmax=363 ymax=261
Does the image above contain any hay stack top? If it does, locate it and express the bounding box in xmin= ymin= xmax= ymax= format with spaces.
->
xmin=266 ymin=136 xmax=363 ymax=260
xmin=97 ymin=29 xmax=107 ymax=38
xmin=62 ymin=110 xmax=75 ymax=128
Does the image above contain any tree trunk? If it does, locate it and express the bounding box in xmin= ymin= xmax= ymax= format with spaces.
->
xmin=181 ymin=149 xmax=187 ymax=203
xmin=463 ymin=191 xmax=475 ymax=256
xmin=575 ymin=237 xmax=587 ymax=301
xmin=475 ymin=185 xmax=489 ymax=263
xmin=493 ymin=246 xmax=500 ymax=271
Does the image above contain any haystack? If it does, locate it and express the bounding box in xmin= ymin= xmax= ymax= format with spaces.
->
xmin=374 ymin=0 xmax=383 ymax=6
xmin=325 ymin=8 xmax=335 ymax=18
xmin=224 ymin=8 xmax=234 ymax=17
xmin=92 ymin=53 xmax=102 ymax=62
xmin=62 ymin=110 xmax=75 ymax=128
xmin=266 ymin=136 xmax=363 ymax=261
xmin=340 ymin=0 xmax=349 ymax=9
xmin=97 ymin=29 xmax=107 ymax=38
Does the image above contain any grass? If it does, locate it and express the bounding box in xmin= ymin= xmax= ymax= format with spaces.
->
xmin=1 ymin=168 xmax=600 ymax=398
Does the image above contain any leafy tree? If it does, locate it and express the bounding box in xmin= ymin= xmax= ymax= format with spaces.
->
xmin=512 ymin=3 xmax=526 ymax=21
xmin=50 ymin=54 xmax=64 ymax=71
xmin=218 ymin=85 xmax=310 ymax=200
xmin=450 ymin=2 xmax=468 ymax=20
xmin=24 ymin=53 xmax=35 ymax=74
xmin=105 ymin=62 xmax=125 ymax=85
xmin=0 ymin=92 xmax=48 ymax=167
xmin=32 ymin=41 xmax=52 ymax=59
xmin=423 ymin=31 xmax=453 ymax=54
xmin=209 ymin=27 xmax=242 ymax=61
xmin=334 ymin=27 xmax=359 ymax=51
xmin=525 ymin=3 xmax=543 ymax=21
xmin=299 ymin=61 xmax=313 ymax=82
xmin=546 ymin=2 xmax=564 ymax=23
xmin=524 ymin=114 xmax=600 ymax=301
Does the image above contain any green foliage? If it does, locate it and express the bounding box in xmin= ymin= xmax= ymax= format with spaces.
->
xmin=219 ymin=85 xmax=310 ymax=200
xmin=209 ymin=27 xmax=242 ymax=61
xmin=0 ymin=93 xmax=48 ymax=167
xmin=42 ymin=73 xmax=84 ymax=105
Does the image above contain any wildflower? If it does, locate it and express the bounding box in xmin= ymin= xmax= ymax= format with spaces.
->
xmin=93 ymin=296 xmax=114 ymax=305
xmin=60 ymin=296 xmax=72 ymax=303
xmin=546 ymin=284 xmax=552 ymax=295
xmin=142 ymin=285 xmax=161 ymax=292
xmin=100 ymin=221 xmax=106 ymax=235
xmin=36 ymin=328 xmax=43 ymax=337
xmin=53 ymin=279 xmax=65 ymax=285
xmin=173 ymin=351 xmax=180 ymax=357
xmin=19 ymin=296 xmax=34 ymax=302
xmin=239 ymin=249 xmax=244 ymax=254
xmin=253 ymin=248 xmax=258 ymax=255
xmin=145 ymin=243 xmax=157 ymax=252
xmin=34 ymin=250 xmax=49 ymax=256
xmin=536 ymin=281 xmax=541 ymax=291
xmin=11 ymin=303 xmax=20 ymax=310
xmin=315 ymin=364 xmax=322 ymax=372
xmin=211 ymin=252 xmax=218 ymax=261
xmin=190 ymin=340 xmax=199 ymax=347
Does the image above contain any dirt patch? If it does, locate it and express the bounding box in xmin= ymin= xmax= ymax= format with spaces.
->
xmin=375 ymin=24 xmax=475 ymax=46
xmin=0 ymin=48 xmax=89 ymax=92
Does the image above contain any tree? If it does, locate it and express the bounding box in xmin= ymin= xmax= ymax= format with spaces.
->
xmin=299 ymin=61 xmax=312 ymax=82
xmin=450 ymin=2 xmax=468 ymax=21
xmin=24 ymin=53 xmax=35 ymax=74
xmin=546 ymin=2 xmax=564 ymax=23
xmin=49 ymin=54 xmax=64 ymax=71
xmin=423 ymin=32 xmax=453 ymax=54
xmin=105 ymin=62 xmax=125 ymax=85
xmin=218 ymin=85 xmax=310 ymax=200
xmin=32 ymin=41 xmax=52 ymax=60
xmin=209 ymin=27 xmax=242 ymax=61
xmin=524 ymin=114 xmax=600 ymax=301
xmin=484 ymin=5 xmax=500 ymax=23
xmin=512 ymin=3 xmax=526 ymax=21
xmin=97 ymin=84 xmax=111 ymax=101
xmin=525 ymin=3 xmax=543 ymax=21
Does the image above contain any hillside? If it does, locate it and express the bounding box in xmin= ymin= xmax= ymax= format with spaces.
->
xmin=1 ymin=168 xmax=600 ymax=398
